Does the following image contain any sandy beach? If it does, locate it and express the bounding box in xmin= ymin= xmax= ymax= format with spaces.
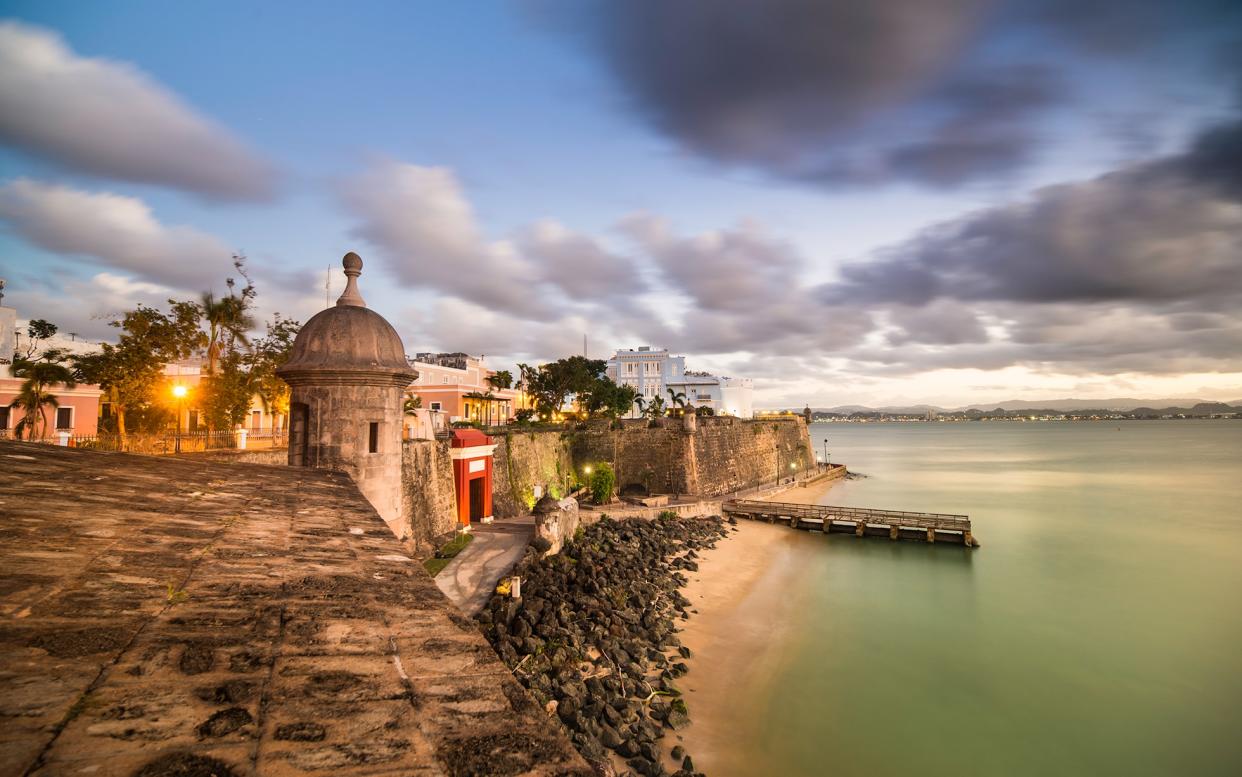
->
xmin=664 ymin=478 xmax=840 ymax=774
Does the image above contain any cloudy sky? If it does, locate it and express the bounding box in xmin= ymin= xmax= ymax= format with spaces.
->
xmin=1 ymin=1 xmax=1240 ymax=408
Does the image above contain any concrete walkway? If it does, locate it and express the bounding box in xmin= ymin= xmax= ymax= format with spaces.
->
xmin=435 ymin=515 xmax=534 ymax=615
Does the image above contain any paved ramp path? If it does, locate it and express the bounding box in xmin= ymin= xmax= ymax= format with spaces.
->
xmin=435 ymin=516 xmax=534 ymax=616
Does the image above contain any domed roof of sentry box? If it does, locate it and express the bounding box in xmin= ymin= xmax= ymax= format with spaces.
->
xmin=277 ymin=252 xmax=417 ymax=386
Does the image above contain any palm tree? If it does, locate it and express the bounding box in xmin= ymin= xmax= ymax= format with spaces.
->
xmin=646 ymin=396 xmax=666 ymax=420
xmin=9 ymin=356 xmax=76 ymax=440
xmin=666 ymin=388 xmax=687 ymax=417
xmin=486 ymin=370 xmax=514 ymax=390
xmin=199 ymin=291 xmax=255 ymax=376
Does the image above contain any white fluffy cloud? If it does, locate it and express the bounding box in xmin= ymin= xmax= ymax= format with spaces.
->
xmin=0 ymin=21 xmax=275 ymax=200
xmin=0 ymin=179 xmax=236 ymax=288
xmin=339 ymin=160 xmax=638 ymax=317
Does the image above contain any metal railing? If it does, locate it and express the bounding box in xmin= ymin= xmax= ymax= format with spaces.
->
xmin=723 ymin=498 xmax=971 ymax=532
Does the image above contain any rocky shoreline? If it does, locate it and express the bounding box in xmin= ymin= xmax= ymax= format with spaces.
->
xmin=477 ymin=513 xmax=734 ymax=777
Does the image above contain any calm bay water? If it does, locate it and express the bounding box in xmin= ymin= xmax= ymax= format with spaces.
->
xmin=731 ymin=421 xmax=1242 ymax=777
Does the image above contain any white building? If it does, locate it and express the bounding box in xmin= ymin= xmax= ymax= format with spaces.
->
xmin=606 ymin=346 xmax=753 ymax=418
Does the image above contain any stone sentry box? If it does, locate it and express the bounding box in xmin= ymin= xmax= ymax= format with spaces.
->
xmin=277 ymin=252 xmax=417 ymax=535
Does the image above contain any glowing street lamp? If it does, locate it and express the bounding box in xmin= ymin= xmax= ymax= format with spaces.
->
xmin=172 ymin=384 xmax=187 ymax=453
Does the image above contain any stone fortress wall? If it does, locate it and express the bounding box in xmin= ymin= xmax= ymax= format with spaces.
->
xmin=490 ymin=429 xmax=577 ymax=518
xmin=569 ymin=415 xmax=816 ymax=499
xmin=270 ymin=414 xmax=817 ymax=551
xmin=400 ymin=438 xmax=458 ymax=555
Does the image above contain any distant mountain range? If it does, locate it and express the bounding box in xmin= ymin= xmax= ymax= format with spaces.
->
xmin=790 ymin=398 xmax=1242 ymax=414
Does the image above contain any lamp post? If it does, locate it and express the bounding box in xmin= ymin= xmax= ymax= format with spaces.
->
xmin=823 ymin=438 xmax=829 ymax=468
xmin=172 ymin=384 xmax=187 ymax=453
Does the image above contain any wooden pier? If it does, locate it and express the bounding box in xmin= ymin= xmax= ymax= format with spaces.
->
xmin=722 ymin=499 xmax=979 ymax=547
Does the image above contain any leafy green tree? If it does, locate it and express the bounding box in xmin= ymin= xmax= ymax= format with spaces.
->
xmin=246 ymin=314 xmax=300 ymax=423
xmin=645 ymin=396 xmax=666 ymax=420
xmin=518 ymin=356 xmax=607 ymax=420
xmin=202 ymin=349 xmax=253 ymax=432
xmin=582 ymin=377 xmax=638 ymax=420
xmin=16 ymin=319 xmax=59 ymax=360
xmin=486 ymin=370 xmax=513 ymax=390
xmin=73 ymin=301 xmax=204 ymax=438
xmin=589 ymin=462 xmax=616 ymax=504
xmin=8 ymin=349 xmax=76 ymax=439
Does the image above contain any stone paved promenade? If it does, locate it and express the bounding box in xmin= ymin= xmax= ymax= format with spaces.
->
xmin=435 ymin=517 xmax=534 ymax=617
xmin=0 ymin=441 xmax=588 ymax=777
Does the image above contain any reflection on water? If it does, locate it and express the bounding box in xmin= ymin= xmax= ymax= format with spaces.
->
xmin=723 ymin=421 xmax=1242 ymax=777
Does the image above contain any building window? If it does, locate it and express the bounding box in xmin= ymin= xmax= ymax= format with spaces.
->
xmin=188 ymin=410 xmax=200 ymax=432
xmin=442 ymin=376 xmax=450 ymax=384
xmin=0 ymin=406 xmax=9 ymax=431
xmin=251 ymin=410 xmax=262 ymax=431
xmin=625 ymin=363 xmax=635 ymax=375
xmin=430 ymin=401 xmax=442 ymax=411
xmin=56 ymin=407 xmax=73 ymax=430
xmin=368 ymin=422 xmax=379 ymax=453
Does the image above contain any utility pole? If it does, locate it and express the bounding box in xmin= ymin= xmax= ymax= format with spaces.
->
xmin=583 ymin=334 xmax=587 ymax=358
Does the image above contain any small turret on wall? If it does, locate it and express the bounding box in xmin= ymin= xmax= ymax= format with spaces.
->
xmin=276 ymin=253 xmax=417 ymax=535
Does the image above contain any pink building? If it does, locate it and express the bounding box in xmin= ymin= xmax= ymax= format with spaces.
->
xmin=407 ymin=352 xmax=518 ymax=425
xmin=1 ymin=303 xmax=102 ymax=438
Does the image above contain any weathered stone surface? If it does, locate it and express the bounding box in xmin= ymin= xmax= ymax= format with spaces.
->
xmin=491 ymin=431 xmax=576 ymax=519
xmin=532 ymin=498 xmax=579 ymax=557
xmin=571 ymin=416 xmax=815 ymax=498
xmin=401 ymin=438 xmax=458 ymax=555
xmin=0 ymin=441 xmax=589 ymax=777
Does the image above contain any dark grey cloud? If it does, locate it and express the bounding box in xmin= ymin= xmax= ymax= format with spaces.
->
xmin=562 ymin=0 xmax=1241 ymax=188
xmin=619 ymin=214 xmax=803 ymax=313
xmin=0 ymin=22 xmax=276 ymax=201
xmin=822 ymin=121 xmax=1242 ymax=307
xmin=886 ymin=302 xmax=989 ymax=346
xmin=340 ymin=160 xmax=639 ymax=320
xmin=519 ymin=220 xmax=641 ymax=298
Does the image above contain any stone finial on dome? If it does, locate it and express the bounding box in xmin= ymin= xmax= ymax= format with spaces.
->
xmin=336 ymin=252 xmax=366 ymax=307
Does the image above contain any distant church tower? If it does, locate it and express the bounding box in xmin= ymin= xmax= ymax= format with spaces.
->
xmin=277 ymin=252 xmax=416 ymax=533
